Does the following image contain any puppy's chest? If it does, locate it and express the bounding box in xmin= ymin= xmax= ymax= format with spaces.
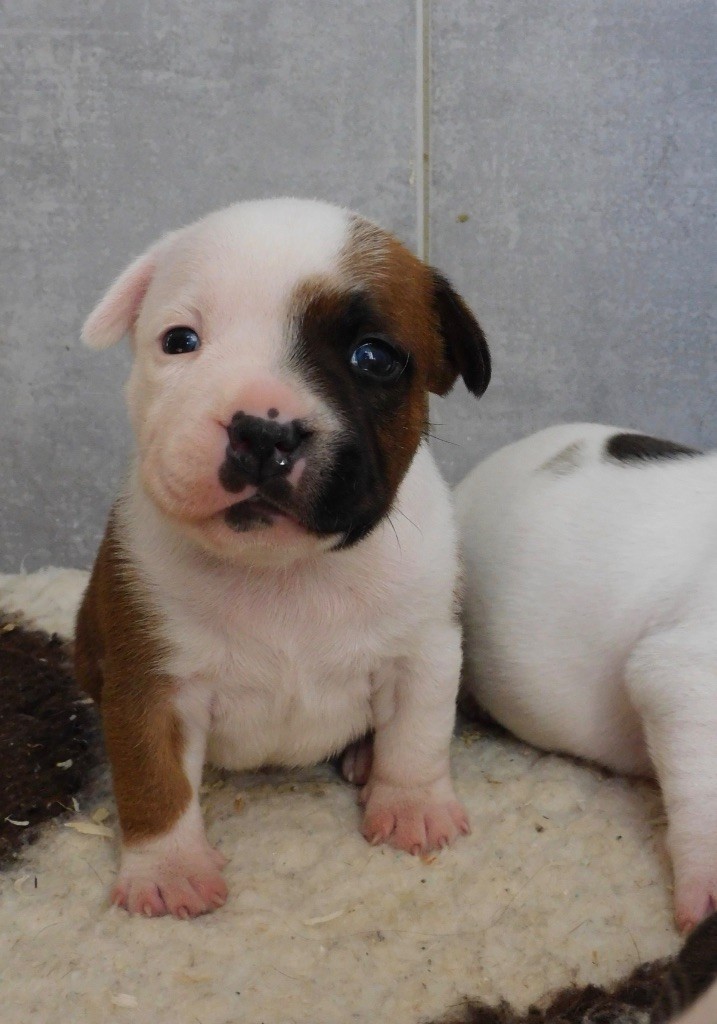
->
xmin=161 ymin=570 xmax=398 ymax=768
xmin=171 ymin=571 xmax=391 ymax=669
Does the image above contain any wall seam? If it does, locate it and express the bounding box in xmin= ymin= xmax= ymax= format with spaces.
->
xmin=416 ymin=0 xmax=431 ymax=260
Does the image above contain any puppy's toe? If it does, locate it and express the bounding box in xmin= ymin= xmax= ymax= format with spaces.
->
xmin=362 ymin=807 xmax=398 ymax=846
xmin=361 ymin=777 xmax=469 ymax=855
xmin=112 ymin=880 xmax=166 ymax=918
xmin=160 ymin=872 xmax=228 ymax=918
xmin=424 ymin=801 xmax=471 ymax=849
xmin=112 ymin=837 xmax=228 ymax=918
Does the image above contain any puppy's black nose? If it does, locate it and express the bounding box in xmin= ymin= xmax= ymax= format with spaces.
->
xmin=226 ymin=412 xmax=308 ymax=485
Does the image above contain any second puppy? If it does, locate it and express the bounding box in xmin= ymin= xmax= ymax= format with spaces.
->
xmin=456 ymin=422 xmax=717 ymax=932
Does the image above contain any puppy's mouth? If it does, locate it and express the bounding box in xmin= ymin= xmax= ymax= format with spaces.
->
xmin=223 ymin=496 xmax=302 ymax=534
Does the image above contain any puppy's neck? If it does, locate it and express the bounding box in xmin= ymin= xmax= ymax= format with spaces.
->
xmin=116 ymin=461 xmax=395 ymax=594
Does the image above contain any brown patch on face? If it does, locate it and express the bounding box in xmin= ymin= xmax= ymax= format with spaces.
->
xmin=342 ymin=227 xmax=436 ymax=492
xmin=289 ymin=284 xmax=411 ymax=543
xmin=284 ymin=216 xmax=490 ymax=546
xmin=345 ymin=218 xmax=490 ymax=397
xmin=338 ymin=218 xmax=490 ymax=497
xmin=74 ymin=514 xmax=192 ymax=843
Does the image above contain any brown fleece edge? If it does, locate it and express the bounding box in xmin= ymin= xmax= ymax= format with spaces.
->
xmin=426 ymin=914 xmax=717 ymax=1024
xmin=0 ymin=614 xmax=104 ymax=869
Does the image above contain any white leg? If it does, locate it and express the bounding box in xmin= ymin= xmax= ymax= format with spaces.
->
xmin=626 ymin=629 xmax=717 ymax=931
xmin=361 ymin=623 xmax=469 ymax=854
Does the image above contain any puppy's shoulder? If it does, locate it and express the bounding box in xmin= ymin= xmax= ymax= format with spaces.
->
xmin=74 ymin=503 xmax=165 ymax=701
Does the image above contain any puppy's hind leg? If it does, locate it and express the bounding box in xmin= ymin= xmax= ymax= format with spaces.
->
xmin=339 ymin=734 xmax=374 ymax=786
xmin=626 ymin=628 xmax=717 ymax=932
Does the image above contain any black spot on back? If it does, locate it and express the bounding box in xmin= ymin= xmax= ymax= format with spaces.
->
xmin=605 ymin=433 xmax=701 ymax=464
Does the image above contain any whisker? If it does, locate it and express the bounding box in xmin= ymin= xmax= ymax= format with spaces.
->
xmin=394 ymin=508 xmax=421 ymax=535
xmin=386 ymin=512 xmax=402 ymax=555
xmin=426 ymin=432 xmax=461 ymax=447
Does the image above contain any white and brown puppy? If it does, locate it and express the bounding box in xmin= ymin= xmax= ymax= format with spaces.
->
xmin=75 ymin=198 xmax=490 ymax=918
xmin=456 ymin=423 xmax=717 ymax=932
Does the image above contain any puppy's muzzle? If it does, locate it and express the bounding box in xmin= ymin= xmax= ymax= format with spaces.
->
xmin=224 ymin=412 xmax=311 ymax=488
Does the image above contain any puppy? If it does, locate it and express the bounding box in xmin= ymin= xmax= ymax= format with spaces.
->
xmin=74 ymin=198 xmax=491 ymax=918
xmin=455 ymin=423 xmax=717 ymax=932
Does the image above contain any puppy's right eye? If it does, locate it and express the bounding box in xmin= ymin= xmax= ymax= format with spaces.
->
xmin=162 ymin=327 xmax=201 ymax=355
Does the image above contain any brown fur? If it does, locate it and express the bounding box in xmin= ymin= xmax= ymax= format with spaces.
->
xmin=290 ymin=222 xmax=489 ymax=508
xmin=291 ymin=278 xmax=428 ymax=506
xmin=345 ymin=220 xmax=490 ymax=398
xmin=74 ymin=512 xmax=192 ymax=843
xmin=357 ymin=234 xmax=436 ymax=497
xmin=344 ymin=221 xmax=489 ymax=490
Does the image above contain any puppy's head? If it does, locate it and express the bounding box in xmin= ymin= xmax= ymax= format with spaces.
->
xmin=83 ymin=198 xmax=490 ymax=563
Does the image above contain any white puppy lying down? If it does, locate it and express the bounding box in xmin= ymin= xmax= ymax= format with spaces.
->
xmin=75 ymin=198 xmax=491 ymax=918
xmin=455 ymin=423 xmax=716 ymax=932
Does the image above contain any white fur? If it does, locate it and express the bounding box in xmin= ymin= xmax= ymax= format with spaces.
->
xmin=118 ymin=443 xmax=461 ymax=776
xmin=84 ymin=198 xmax=469 ymax=916
xmin=82 ymin=199 xmax=349 ymax=351
xmin=85 ymin=200 xmax=351 ymax=544
xmin=455 ymin=422 xmax=717 ymax=930
xmin=111 ymin=444 xmax=466 ymax=914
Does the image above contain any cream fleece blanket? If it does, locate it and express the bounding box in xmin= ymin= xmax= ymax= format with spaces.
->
xmin=0 ymin=568 xmax=680 ymax=1024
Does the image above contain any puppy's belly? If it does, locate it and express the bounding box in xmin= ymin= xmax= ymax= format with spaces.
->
xmin=204 ymin=670 xmax=373 ymax=771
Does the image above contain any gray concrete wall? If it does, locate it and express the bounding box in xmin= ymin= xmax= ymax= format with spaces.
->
xmin=1 ymin=1 xmax=714 ymax=571
xmin=429 ymin=1 xmax=717 ymax=482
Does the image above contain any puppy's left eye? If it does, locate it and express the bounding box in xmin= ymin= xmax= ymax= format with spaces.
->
xmin=349 ymin=336 xmax=406 ymax=382
xmin=162 ymin=326 xmax=201 ymax=355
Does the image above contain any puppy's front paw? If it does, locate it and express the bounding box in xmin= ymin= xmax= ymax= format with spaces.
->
xmin=360 ymin=776 xmax=470 ymax=854
xmin=111 ymin=838 xmax=228 ymax=919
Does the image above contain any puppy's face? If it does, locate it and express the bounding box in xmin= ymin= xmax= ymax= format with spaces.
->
xmin=83 ymin=199 xmax=490 ymax=562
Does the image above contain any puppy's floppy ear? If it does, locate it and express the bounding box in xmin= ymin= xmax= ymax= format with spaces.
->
xmin=81 ymin=233 xmax=175 ymax=349
xmin=427 ymin=270 xmax=491 ymax=398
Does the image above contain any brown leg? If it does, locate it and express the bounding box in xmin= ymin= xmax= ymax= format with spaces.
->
xmin=102 ymin=675 xmax=227 ymax=917
xmin=73 ymin=516 xmax=227 ymax=917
